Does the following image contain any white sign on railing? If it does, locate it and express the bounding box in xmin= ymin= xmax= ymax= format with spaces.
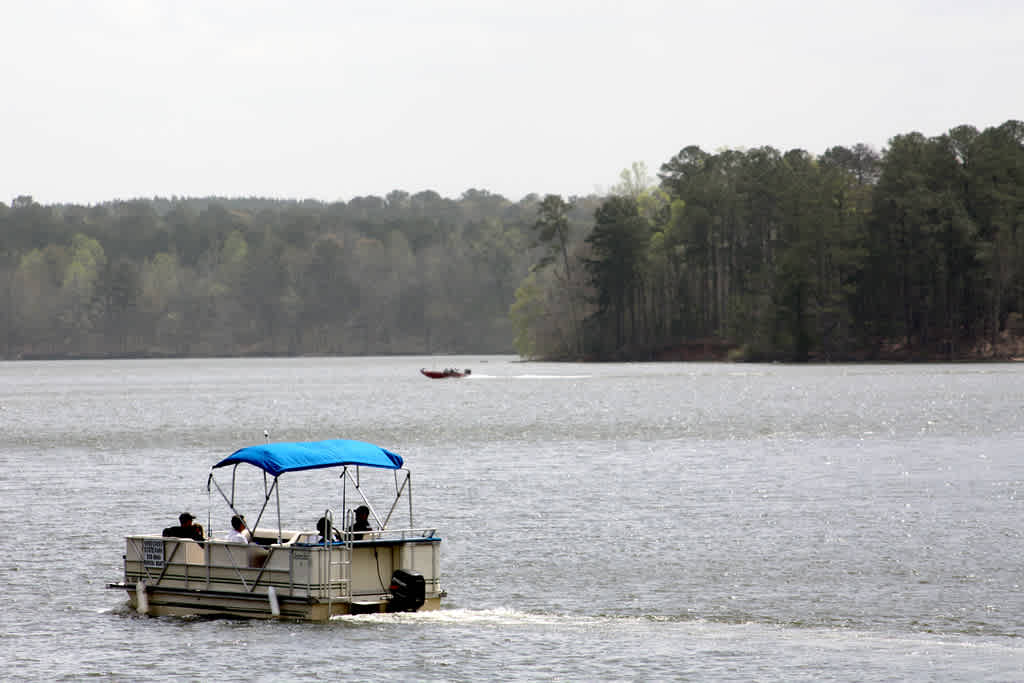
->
xmin=143 ymin=539 xmax=165 ymax=568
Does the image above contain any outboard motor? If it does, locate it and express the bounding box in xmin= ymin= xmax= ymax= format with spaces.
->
xmin=388 ymin=569 xmax=425 ymax=612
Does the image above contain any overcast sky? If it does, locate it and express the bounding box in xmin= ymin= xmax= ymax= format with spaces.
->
xmin=3 ymin=0 xmax=1021 ymax=206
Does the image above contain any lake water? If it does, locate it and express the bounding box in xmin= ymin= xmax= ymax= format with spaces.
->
xmin=1 ymin=357 xmax=1023 ymax=681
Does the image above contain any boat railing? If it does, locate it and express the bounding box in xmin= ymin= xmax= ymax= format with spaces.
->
xmin=331 ymin=526 xmax=439 ymax=543
xmin=124 ymin=528 xmax=442 ymax=601
xmin=124 ymin=535 xmax=349 ymax=600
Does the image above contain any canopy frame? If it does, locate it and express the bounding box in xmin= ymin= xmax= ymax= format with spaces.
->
xmin=206 ymin=439 xmax=411 ymax=543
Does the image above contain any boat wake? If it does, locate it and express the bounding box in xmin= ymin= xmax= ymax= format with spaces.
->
xmin=450 ymin=373 xmax=591 ymax=380
xmin=331 ymin=608 xmax=1024 ymax=647
xmin=331 ymin=607 xmax=570 ymax=626
xmin=330 ymin=607 xmax=801 ymax=629
xmin=517 ymin=374 xmax=591 ymax=379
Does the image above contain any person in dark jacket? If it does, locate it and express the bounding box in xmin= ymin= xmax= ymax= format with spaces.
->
xmin=315 ymin=516 xmax=341 ymax=543
xmin=162 ymin=512 xmax=205 ymax=541
xmin=348 ymin=505 xmax=372 ymax=540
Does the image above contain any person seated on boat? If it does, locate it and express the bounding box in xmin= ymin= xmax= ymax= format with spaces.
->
xmin=348 ymin=505 xmax=372 ymax=540
xmin=225 ymin=514 xmax=251 ymax=544
xmin=225 ymin=514 xmax=266 ymax=566
xmin=162 ymin=512 xmax=205 ymax=542
xmin=315 ymin=516 xmax=342 ymax=544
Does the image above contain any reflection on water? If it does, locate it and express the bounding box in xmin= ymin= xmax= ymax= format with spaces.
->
xmin=1 ymin=357 xmax=1023 ymax=681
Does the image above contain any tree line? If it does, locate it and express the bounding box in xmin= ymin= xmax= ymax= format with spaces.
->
xmin=513 ymin=120 xmax=1024 ymax=361
xmin=0 ymin=190 xmax=576 ymax=358
xmin=3 ymin=120 xmax=1021 ymax=362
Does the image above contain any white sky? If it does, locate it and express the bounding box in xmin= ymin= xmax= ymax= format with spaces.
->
xmin=2 ymin=0 xmax=1022 ymax=205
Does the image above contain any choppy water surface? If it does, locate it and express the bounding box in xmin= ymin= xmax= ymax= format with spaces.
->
xmin=1 ymin=357 xmax=1023 ymax=681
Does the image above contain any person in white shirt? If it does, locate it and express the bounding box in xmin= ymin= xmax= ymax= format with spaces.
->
xmin=226 ymin=514 xmax=251 ymax=544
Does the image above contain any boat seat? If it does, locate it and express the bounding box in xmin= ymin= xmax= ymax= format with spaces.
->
xmin=249 ymin=530 xmax=303 ymax=546
xmin=162 ymin=538 xmax=205 ymax=564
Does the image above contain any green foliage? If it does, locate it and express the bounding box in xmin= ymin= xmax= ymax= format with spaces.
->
xmin=531 ymin=194 xmax=573 ymax=273
xmin=509 ymin=273 xmax=544 ymax=358
xmin=5 ymin=119 xmax=1023 ymax=362
xmin=1 ymin=192 xmax=542 ymax=358
xmin=585 ymin=196 xmax=651 ymax=355
xmin=515 ymin=119 xmax=1024 ymax=361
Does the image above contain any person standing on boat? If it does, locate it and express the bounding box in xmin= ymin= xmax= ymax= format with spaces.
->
xmin=348 ymin=505 xmax=372 ymax=540
xmin=162 ymin=512 xmax=205 ymax=541
xmin=226 ymin=514 xmax=251 ymax=543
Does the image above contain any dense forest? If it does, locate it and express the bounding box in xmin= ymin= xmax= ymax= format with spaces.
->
xmin=0 ymin=190 xmax=577 ymax=358
xmin=514 ymin=120 xmax=1024 ymax=361
xmin=2 ymin=120 xmax=1022 ymax=362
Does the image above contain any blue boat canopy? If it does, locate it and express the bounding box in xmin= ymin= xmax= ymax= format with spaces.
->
xmin=212 ymin=439 xmax=404 ymax=477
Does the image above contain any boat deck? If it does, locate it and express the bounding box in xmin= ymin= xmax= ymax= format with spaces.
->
xmin=120 ymin=529 xmax=442 ymax=621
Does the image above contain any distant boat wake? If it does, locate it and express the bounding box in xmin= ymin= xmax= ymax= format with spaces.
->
xmin=515 ymin=374 xmax=590 ymax=379
xmin=465 ymin=374 xmax=591 ymax=380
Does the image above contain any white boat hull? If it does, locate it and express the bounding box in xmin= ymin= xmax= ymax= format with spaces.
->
xmin=117 ymin=533 xmax=443 ymax=622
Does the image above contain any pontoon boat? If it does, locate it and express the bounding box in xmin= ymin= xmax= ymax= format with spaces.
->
xmin=111 ymin=439 xmax=444 ymax=621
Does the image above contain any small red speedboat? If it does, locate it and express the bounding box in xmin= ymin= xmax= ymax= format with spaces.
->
xmin=420 ymin=368 xmax=471 ymax=379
